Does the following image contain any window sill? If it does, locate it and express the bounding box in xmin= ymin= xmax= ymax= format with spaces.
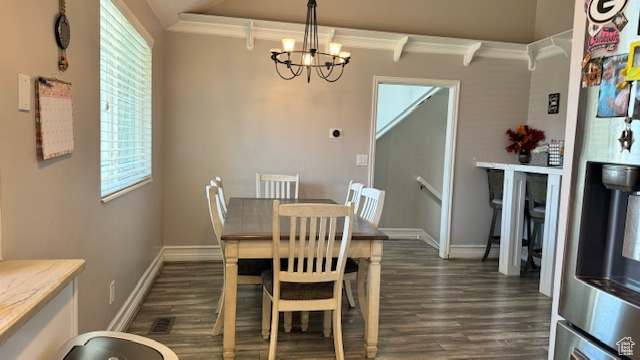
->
xmin=101 ymin=178 xmax=153 ymax=203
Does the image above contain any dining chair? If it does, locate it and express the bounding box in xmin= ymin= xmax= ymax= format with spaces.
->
xmin=211 ymin=176 xmax=228 ymax=215
xmin=522 ymin=173 xmax=547 ymax=276
xmin=206 ymin=184 xmax=271 ymax=336
xmin=342 ymin=180 xmax=364 ymax=308
xmin=256 ymin=173 xmax=300 ymax=199
xmin=261 ymin=200 xmax=355 ymax=360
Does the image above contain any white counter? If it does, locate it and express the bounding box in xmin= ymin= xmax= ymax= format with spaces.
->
xmin=476 ymin=161 xmax=562 ymax=297
xmin=0 ymin=259 xmax=85 ymax=357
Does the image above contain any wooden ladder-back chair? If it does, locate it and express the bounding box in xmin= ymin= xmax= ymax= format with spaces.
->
xmin=206 ymin=184 xmax=271 ymax=336
xmin=211 ymin=177 xmax=228 ymax=215
xmin=261 ymin=200 xmax=355 ymax=360
xmin=342 ymin=180 xmax=364 ymax=308
xmin=256 ymin=173 xmax=300 ymax=199
xmin=358 ymin=187 xmax=386 ymax=227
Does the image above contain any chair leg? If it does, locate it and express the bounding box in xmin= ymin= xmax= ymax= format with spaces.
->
xmin=323 ymin=310 xmax=332 ymax=337
xmin=482 ymin=210 xmax=498 ymax=261
xmin=212 ymin=288 xmax=224 ymax=336
xmin=333 ymin=306 xmax=345 ymax=360
xmin=344 ymin=279 xmax=356 ymax=308
xmin=212 ymin=300 xmax=224 ymax=336
xmin=261 ymin=289 xmax=271 ymax=340
xmin=284 ymin=311 xmax=292 ymax=333
xmin=268 ymin=307 xmax=279 ymax=360
xmin=215 ymin=288 xmax=224 ymax=314
xmin=300 ymin=311 xmax=309 ymax=332
xmin=522 ymin=223 xmax=538 ymax=276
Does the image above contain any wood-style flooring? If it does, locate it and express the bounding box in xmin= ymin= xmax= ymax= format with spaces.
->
xmin=127 ymin=240 xmax=552 ymax=359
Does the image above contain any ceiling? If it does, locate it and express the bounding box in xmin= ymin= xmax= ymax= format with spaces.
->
xmin=146 ymin=0 xmax=543 ymax=44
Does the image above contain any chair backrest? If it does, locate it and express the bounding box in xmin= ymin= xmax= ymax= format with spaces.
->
xmin=205 ymin=184 xmax=226 ymax=241
xmin=211 ymin=177 xmax=228 ymax=216
xmin=486 ymin=169 xmax=504 ymax=209
xmin=345 ymin=180 xmax=364 ymax=211
xmin=357 ymin=187 xmax=385 ymax=228
xmin=526 ymin=174 xmax=548 ymax=216
xmin=272 ymin=200 xmax=354 ymax=294
xmin=256 ymin=173 xmax=300 ymax=199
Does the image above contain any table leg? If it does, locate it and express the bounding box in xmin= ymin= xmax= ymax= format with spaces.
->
xmin=539 ymin=173 xmax=561 ymax=296
xmin=500 ymin=170 xmax=526 ymax=276
xmin=357 ymin=257 xmax=368 ymax=321
xmin=364 ymin=240 xmax=383 ymax=359
xmin=223 ymin=241 xmax=238 ymax=360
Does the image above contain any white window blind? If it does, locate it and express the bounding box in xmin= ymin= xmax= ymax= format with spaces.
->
xmin=100 ymin=0 xmax=152 ymax=200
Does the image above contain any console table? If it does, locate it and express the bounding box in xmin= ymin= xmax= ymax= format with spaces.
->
xmin=476 ymin=161 xmax=562 ymax=297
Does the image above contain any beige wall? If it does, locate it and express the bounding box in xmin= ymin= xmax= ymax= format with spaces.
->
xmin=535 ymin=0 xmax=575 ymax=40
xmin=374 ymin=89 xmax=448 ymax=238
xmin=0 ymin=0 xmax=165 ymax=332
xmin=162 ymin=32 xmax=533 ymax=250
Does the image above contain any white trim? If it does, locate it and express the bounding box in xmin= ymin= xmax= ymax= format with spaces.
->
xmin=168 ymin=13 xmax=570 ymax=68
xmin=162 ymin=245 xmax=223 ymax=262
xmin=107 ymin=247 xmax=165 ymax=331
xmin=108 ymin=245 xmax=223 ymax=331
xmin=101 ymin=178 xmax=153 ymax=204
xmin=108 ymin=0 xmax=155 ymax=46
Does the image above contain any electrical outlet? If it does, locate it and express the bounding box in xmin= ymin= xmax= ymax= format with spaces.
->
xmin=109 ymin=280 xmax=115 ymax=304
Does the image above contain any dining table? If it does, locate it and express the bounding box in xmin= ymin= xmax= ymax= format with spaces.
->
xmin=220 ymin=197 xmax=389 ymax=359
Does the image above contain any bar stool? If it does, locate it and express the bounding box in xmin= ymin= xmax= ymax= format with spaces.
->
xmin=482 ymin=169 xmax=530 ymax=261
xmin=522 ymin=173 xmax=547 ymax=275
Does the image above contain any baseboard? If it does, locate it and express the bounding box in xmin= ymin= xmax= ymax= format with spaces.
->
xmin=107 ymin=248 xmax=165 ymax=331
xmin=108 ymin=245 xmax=222 ymax=331
xmin=163 ymin=245 xmax=223 ymax=262
xmin=379 ymin=228 xmax=440 ymax=250
xmin=448 ymin=245 xmax=501 ymax=259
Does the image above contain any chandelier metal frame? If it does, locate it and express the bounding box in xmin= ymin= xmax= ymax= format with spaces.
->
xmin=270 ymin=0 xmax=350 ymax=83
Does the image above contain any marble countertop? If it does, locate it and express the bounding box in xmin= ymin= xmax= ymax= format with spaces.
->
xmin=0 ymin=259 xmax=85 ymax=347
xmin=476 ymin=161 xmax=564 ymax=175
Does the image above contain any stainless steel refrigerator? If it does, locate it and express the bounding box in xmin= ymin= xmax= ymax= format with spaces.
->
xmin=555 ymin=1 xmax=640 ymax=359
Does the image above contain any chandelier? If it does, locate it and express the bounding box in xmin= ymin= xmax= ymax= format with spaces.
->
xmin=270 ymin=0 xmax=350 ymax=83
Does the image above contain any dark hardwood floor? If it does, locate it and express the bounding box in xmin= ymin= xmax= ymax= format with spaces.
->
xmin=127 ymin=240 xmax=551 ymax=359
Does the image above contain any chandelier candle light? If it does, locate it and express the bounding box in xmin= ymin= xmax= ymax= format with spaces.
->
xmin=270 ymin=0 xmax=351 ymax=83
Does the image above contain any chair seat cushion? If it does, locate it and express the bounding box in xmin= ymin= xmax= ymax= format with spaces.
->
xmin=238 ymin=259 xmax=272 ymax=276
xmin=261 ymin=269 xmax=334 ymax=300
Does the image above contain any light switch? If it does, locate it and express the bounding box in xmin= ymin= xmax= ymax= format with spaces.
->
xmin=18 ymin=73 xmax=30 ymax=112
xmin=356 ymin=154 xmax=368 ymax=166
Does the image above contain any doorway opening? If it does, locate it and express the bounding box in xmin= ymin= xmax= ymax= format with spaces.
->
xmin=368 ymin=76 xmax=460 ymax=259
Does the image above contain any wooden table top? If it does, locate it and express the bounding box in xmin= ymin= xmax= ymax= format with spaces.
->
xmin=221 ymin=198 xmax=389 ymax=241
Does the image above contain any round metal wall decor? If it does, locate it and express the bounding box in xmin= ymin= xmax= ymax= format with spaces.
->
xmin=55 ymin=13 xmax=71 ymax=49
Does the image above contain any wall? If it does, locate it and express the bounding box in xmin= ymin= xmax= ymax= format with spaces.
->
xmin=162 ymin=32 xmax=532 ymax=251
xmin=375 ymin=89 xmax=448 ymax=240
xmin=0 ymin=0 xmax=165 ymax=332
xmin=527 ymin=55 xmax=571 ymax=141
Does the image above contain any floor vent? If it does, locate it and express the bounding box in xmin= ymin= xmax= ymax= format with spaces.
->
xmin=149 ymin=317 xmax=175 ymax=334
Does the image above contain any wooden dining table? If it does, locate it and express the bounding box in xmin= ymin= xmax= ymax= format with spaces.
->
xmin=220 ymin=197 xmax=389 ymax=359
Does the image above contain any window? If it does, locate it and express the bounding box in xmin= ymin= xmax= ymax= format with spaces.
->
xmin=100 ymin=0 xmax=153 ymax=201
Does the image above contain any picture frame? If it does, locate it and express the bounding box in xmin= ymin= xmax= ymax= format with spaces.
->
xmin=597 ymin=54 xmax=630 ymax=118
xmin=626 ymin=41 xmax=640 ymax=81
xmin=548 ymin=93 xmax=560 ymax=114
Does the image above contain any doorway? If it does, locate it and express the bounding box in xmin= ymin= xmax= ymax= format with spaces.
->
xmin=368 ymin=76 xmax=459 ymax=259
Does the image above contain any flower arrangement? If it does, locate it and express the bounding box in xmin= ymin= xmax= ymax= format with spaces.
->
xmin=505 ymin=125 xmax=545 ymax=153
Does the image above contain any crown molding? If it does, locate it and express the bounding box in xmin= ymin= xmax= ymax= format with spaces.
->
xmin=169 ymin=13 xmax=571 ymax=70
